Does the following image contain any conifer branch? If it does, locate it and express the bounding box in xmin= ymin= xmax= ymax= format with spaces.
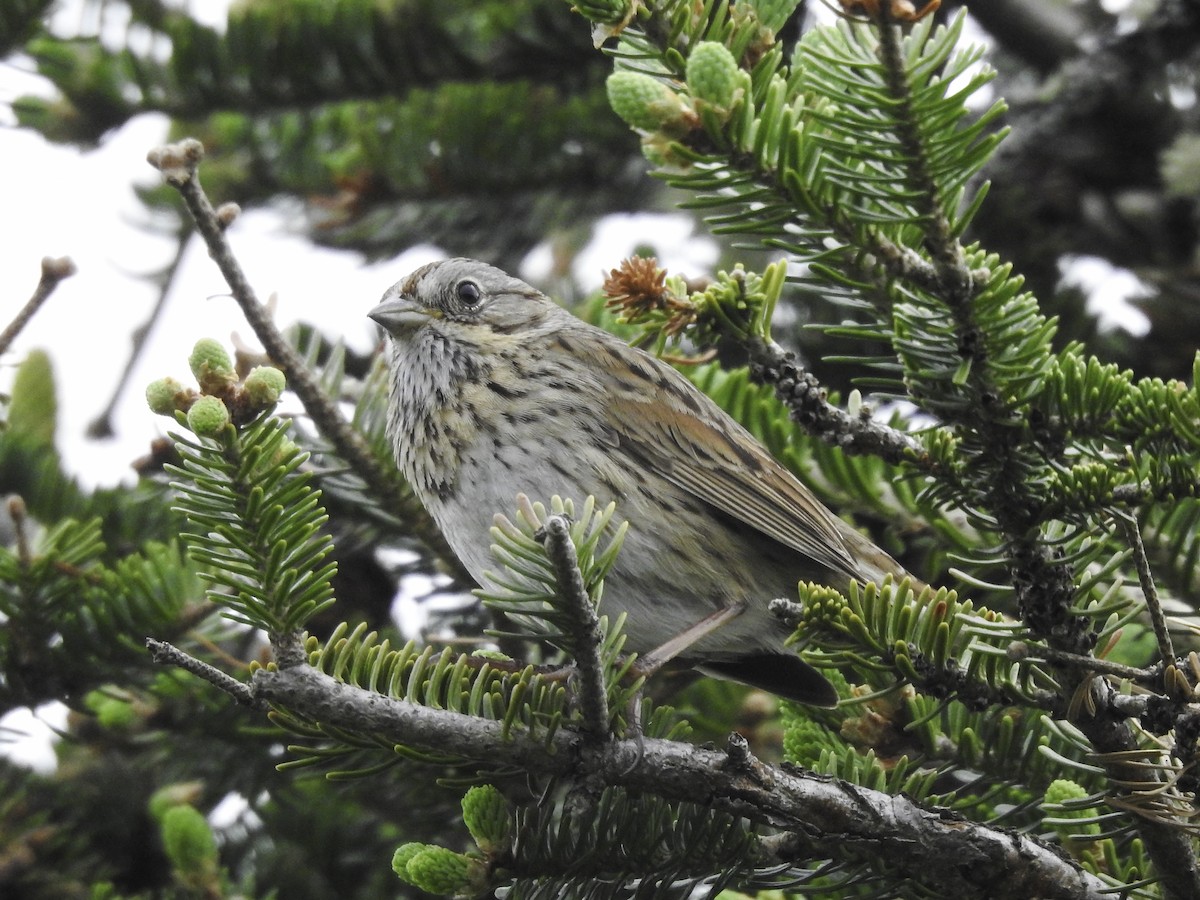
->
xmin=1010 ymin=640 xmax=1158 ymax=685
xmin=874 ymin=16 xmax=974 ymax=305
xmin=251 ymin=661 xmax=1111 ymax=900
xmin=145 ymin=139 xmax=464 ymax=579
xmin=590 ymin=3 xmax=1200 ymax=890
xmin=746 ymin=337 xmax=931 ymax=468
xmin=836 ymin=30 xmax=1200 ymax=888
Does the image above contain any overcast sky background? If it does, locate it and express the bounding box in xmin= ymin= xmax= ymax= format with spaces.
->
xmin=0 ymin=0 xmax=1151 ymax=772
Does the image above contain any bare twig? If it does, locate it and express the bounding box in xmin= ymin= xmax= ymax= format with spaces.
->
xmin=1009 ymin=639 xmax=1159 ymax=683
xmin=1119 ymin=513 xmax=1175 ymax=665
xmin=146 ymin=638 xmax=263 ymax=708
xmin=538 ymin=514 xmax=609 ymax=739
xmin=145 ymin=138 xmax=462 ymax=576
xmin=0 ymin=256 xmax=76 ymax=357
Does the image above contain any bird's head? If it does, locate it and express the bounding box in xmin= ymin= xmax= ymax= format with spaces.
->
xmin=369 ymin=258 xmax=558 ymax=342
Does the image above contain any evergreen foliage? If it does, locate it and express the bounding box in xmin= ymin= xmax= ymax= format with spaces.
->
xmin=3 ymin=1 xmax=1200 ymax=898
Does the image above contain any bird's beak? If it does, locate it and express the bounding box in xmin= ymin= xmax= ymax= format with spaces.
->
xmin=368 ymin=294 xmax=440 ymax=335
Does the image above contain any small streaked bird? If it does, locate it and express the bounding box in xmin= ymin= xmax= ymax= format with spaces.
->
xmin=370 ymin=258 xmax=907 ymax=705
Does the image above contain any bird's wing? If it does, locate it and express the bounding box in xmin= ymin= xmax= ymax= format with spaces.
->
xmin=584 ymin=336 xmax=862 ymax=581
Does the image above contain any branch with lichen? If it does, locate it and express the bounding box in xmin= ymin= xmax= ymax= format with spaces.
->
xmin=145 ymin=637 xmax=1111 ymax=900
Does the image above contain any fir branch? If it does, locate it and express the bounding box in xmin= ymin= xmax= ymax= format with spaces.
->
xmin=829 ymin=24 xmax=1200 ymax=887
xmin=145 ymin=139 xmax=462 ymax=577
xmin=537 ymin=514 xmax=610 ymax=739
xmin=591 ymin=5 xmax=1200 ymax=888
xmin=168 ymin=412 xmax=337 ymax=644
xmin=746 ymin=336 xmax=929 ymax=467
xmin=880 ymin=21 xmax=1198 ymax=883
xmin=1005 ymin=533 xmax=1200 ymax=896
xmin=0 ymin=256 xmax=75 ymax=357
xmin=1111 ymin=481 xmax=1198 ymax=507
xmin=1081 ymin=693 xmax=1200 ymax=900
xmin=873 ymin=14 xmax=973 ymax=303
xmin=250 ymin=660 xmax=1111 ymax=899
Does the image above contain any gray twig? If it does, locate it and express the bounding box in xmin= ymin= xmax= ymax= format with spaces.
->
xmin=1119 ymin=514 xmax=1175 ymax=665
xmin=146 ymin=638 xmax=264 ymax=708
xmin=747 ymin=337 xmax=929 ymax=468
xmin=1009 ymin=639 xmax=1159 ymax=683
xmin=0 ymin=256 xmax=76 ymax=357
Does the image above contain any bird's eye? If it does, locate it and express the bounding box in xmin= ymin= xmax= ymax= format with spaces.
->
xmin=456 ymin=280 xmax=482 ymax=307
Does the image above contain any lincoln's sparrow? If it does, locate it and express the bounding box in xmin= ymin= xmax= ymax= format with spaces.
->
xmin=370 ymin=258 xmax=907 ymax=705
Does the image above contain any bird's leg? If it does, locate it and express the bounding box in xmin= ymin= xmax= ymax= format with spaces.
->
xmin=632 ymin=600 xmax=749 ymax=678
xmin=623 ymin=600 xmax=749 ymax=739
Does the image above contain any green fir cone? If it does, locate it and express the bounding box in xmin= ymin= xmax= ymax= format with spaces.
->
xmin=461 ymin=785 xmax=511 ymax=855
xmin=606 ymin=71 xmax=689 ymax=134
xmin=148 ymin=782 xmax=204 ymax=821
xmin=402 ymin=846 xmax=476 ymax=895
xmin=84 ymin=689 xmax=137 ymax=731
xmin=146 ymin=377 xmax=185 ymax=416
xmin=188 ymin=338 xmax=236 ymax=392
xmin=796 ymin=582 xmax=848 ymax=626
xmin=782 ymin=717 xmax=835 ymax=767
xmin=186 ymin=395 xmax=231 ymax=438
xmin=160 ymin=805 xmax=218 ymax=878
xmin=1042 ymin=779 xmax=1101 ymax=840
xmin=392 ymin=842 xmax=429 ymax=880
xmin=686 ymin=41 xmax=739 ymax=111
xmin=1043 ymin=778 xmax=1089 ymax=807
xmin=242 ymin=365 xmax=286 ymax=408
